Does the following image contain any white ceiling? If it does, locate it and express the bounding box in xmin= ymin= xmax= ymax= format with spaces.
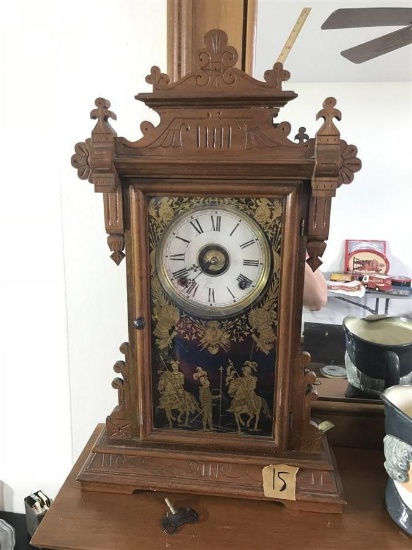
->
xmin=254 ymin=0 xmax=412 ymax=82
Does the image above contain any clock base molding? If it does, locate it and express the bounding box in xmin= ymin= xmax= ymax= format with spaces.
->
xmin=76 ymin=424 xmax=345 ymax=514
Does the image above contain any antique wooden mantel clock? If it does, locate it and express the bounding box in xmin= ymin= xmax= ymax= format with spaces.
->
xmin=71 ymin=30 xmax=361 ymax=513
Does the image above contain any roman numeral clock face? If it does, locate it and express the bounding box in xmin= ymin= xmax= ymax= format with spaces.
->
xmin=156 ymin=205 xmax=271 ymax=318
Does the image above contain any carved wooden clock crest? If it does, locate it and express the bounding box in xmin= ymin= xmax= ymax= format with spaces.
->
xmin=71 ymin=30 xmax=361 ymax=512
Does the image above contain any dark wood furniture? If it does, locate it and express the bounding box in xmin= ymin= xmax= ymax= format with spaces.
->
xmin=30 ymin=425 xmax=411 ymax=550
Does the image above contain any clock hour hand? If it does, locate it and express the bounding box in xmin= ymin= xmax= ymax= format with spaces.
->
xmin=175 ymin=261 xmax=212 ymax=290
xmin=187 ymin=263 xmax=202 ymax=273
xmin=190 ymin=260 xmax=212 ymax=281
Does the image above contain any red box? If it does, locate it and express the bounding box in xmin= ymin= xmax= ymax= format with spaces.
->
xmin=344 ymin=239 xmax=389 ymax=274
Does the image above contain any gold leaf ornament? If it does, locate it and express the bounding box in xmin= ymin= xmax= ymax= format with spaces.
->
xmin=199 ymin=321 xmax=231 ymax=354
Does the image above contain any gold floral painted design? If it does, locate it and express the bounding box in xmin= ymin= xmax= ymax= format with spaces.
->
xmin=199 ymin=321 xmax=231 ymax=354
xmin=247 ymin=251 xmax=280 ymax=355
xmin=151 ymin=277 xmax=180 ymax=350
xmin=149 ymin=196 xmax=282 ymax=351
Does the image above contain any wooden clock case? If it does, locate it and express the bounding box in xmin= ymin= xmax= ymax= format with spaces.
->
xmin=71 ymin=29 xmax=361 ymax=513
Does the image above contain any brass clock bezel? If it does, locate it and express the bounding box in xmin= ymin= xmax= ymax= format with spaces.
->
xmin=155 ymin=204 xmax=272 ymax=319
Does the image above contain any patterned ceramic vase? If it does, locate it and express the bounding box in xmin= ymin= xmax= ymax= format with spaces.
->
xmin=381 ymin=384 xmax=412 ymax=535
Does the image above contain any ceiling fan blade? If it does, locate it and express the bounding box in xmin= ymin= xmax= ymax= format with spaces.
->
xmin=341 ymin=26 xmax=412 ymax=63
xmin=322 ymin=8 xmax=412 ymax=29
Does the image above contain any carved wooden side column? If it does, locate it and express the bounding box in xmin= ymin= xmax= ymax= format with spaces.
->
xmin=71 ymin=98 xmax=125 ymax=265
xmin=307 ymin=97 xmax=361 ymax=271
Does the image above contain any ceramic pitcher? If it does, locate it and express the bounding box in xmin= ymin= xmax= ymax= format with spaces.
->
xmin=343 ymin=316 xmax=412 ymax=399
xmin=381 ymin=384 xmax=412 ymax=535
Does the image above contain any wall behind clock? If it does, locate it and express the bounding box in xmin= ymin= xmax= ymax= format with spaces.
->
xmin=0 ymin=0 xmax=166 ymax=513
xmin=1 ymin=0 xmax=411 ymax=514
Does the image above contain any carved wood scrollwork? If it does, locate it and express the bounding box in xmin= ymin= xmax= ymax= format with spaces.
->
xmin=106 ymin=342 xmax=133 ymax=440
xmin=138 ymin=29 xmax=297 ymax=115
xmin=289 ymin=352 xmax=323 ymax=453
xmin=70 ymin=98 xmax=125 ymax=264
xmin=307 ymin=97 xmax=362 ymax=271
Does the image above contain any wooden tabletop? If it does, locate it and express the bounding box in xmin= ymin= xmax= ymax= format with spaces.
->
xmin=31 ymin=425 xmax=411 ymax=550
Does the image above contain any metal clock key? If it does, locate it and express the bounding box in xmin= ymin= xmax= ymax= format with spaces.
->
xmin=162 ymin=498 xmax=199 ymax=534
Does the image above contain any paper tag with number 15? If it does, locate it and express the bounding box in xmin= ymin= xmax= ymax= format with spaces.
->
xmin=262 ymin=464 xmax=299 ymax=500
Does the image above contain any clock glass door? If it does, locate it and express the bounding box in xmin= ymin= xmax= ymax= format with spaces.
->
xmin=149 ymin=196 xmax=283 ymax=437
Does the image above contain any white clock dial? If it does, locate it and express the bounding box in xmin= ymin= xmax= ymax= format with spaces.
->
xmin=156 ymin=205 xmax=271 ymax=318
